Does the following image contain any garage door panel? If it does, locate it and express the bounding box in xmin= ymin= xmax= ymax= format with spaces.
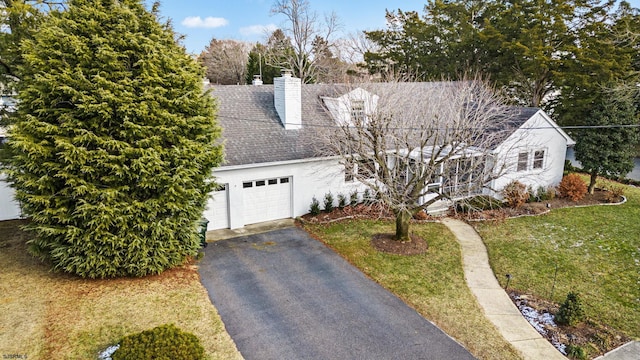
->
xmin=243 ymin=177 xmax=291 ymax=225
xmin=205 ymin=184 xmax=229 ymax=230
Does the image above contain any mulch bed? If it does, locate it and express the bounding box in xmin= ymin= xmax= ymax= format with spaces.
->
xmin=371 ymin=233 xmax=429 ymax=255
xmin=452 ymin=189 xmax=624 ymax=221
xmin=509 ymin=290 xmax=630 ymax=358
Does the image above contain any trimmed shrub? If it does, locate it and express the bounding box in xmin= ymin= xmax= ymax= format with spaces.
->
xmin=323 ymin=192 xmax=334 ymax=212
xmin=555 ymin=292 xmax=585 ymax=326
xmin=565 ymin=344 xmax=587 ymax=360
xmin=337 ymin=193 xmax=347 ymax=208
xmin=111 ymin=324 xmax=205 ymax=360
xmin=502 ymin=181 xmax=529 ymax=208
xmin=456 ymin=195 xmax=503 ymax=213
xmin=413 ymin=210 xmax=428 ymax=220
xmin=363 ymin=189 xmax=373 ymax=205
xmin=309 ymin=197 xmax=321 ymax=216
xmin=349 ymin=190 xmax=359 ymax=206
xmin=558 ymin=174 xmax=587 ymax=202
xmin=604 ymin=185 xmax=624 ymax=203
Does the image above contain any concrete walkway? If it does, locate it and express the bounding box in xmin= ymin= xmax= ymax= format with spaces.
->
xmin=441 ymin=218 xmax=567 ymax=360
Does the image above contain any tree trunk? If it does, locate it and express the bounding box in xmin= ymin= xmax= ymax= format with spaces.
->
xmin=395 ymin=210 xmax=412 ymax=242
xmin=588 ymin=170 xmax=598 ymax=194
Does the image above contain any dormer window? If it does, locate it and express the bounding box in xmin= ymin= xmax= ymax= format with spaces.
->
xmin=350 ymin=100 xmax=365 ymax=122
xmin=321 ymin=87 xmax=378 ymax=127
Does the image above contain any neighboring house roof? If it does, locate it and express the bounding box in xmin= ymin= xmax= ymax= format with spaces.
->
xmin=210 ymin=83 xmax=559 ymax=167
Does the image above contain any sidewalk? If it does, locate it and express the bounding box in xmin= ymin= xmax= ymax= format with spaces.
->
xmin=441 ymin=218 xmax=567 ymax=360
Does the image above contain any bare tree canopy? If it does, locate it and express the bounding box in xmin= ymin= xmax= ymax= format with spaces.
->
xmin=269 ymin=0 xmax=342 ymax=83
xmin=319 ymin=77 xmax=516 ymax=240
xmin=199 ymin=38 xmax=252 ymax=85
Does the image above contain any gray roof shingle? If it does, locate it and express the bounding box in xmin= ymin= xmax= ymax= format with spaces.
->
xmin=210 ymin=83 xmax=538 ymax=167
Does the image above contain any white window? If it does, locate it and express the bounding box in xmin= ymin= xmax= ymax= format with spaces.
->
xmin=533 ymin=150 xmax=545 ymax=169
xmin=517 ymin=152 xmax=528 ymax=172
xmin=350 ymin=100 xmax=365 ymax=122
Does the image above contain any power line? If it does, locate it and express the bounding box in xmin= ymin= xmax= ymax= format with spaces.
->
xmin=217 ymin=114 xmax=640 ymax=131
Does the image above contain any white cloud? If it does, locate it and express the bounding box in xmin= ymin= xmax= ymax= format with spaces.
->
xmin=181 ymin=16 xmax=229 ymax=29
xmin=239 ymin=24 xmax=278 ymax=37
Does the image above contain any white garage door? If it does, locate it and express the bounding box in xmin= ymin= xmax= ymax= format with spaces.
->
xmin=242 ymin=177 xmax=292 ymax=225
xmin=204 ymin=184 xmax=229 ymax=230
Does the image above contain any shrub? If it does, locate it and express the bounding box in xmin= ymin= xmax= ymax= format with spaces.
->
xmin=558 ymin=174 xmax=587 ymax=202
xmin=323 ymin=192 xmax=334 ymax=212
xmin=6 ymin=0 xmax=223 ymax=278
xmin=309 ymin=197 xmax=321 ymax=216
xmin=501 ymin=181 xmax=529 ymax=208
xmin=350 ymin=191 xmax=359 ymax=206
xmin=413 ymin=210 xmax=428 ymax=220
xmin=363 ymin=189 xmax=373 ymax=205
xmin=530 ymin=186 xmax=555 ymax=202
xmin=112 ymin=324 xmax=205 ymax=360
xmin=565 ymin=344 xmax=587 ymax=360
xmin=604 ymin=185 xmax=624 ymax=203
xmin=337 ymin=193 xmax=347 ymax=208
xmin=456 ymin=195 xmax=503 ymax=213
xmin=555 ymin=292 xmax=585 ymax=326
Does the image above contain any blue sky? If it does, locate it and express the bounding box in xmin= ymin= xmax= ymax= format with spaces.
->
xmin=147 ymin=0 xmax=640 ymax=55
xmin=146 ymin=0 xmax=428 ymax=54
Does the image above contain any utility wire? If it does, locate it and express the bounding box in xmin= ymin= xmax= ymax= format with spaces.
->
xmin=217 ymin=114 xmax=640 ymax=131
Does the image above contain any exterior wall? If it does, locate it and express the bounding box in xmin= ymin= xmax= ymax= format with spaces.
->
xmin=0 ymin=176 xmax=21 ymax=221
xmin=206 ymin=157 xmax=368 ymax=230
xmin=491 ymin=111 xmax=572 ymax=195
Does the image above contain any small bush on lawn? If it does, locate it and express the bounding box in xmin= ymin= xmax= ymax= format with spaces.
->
xmin=502 ymin=181 xmax=529 ymax=208
xmin=604 ymin=186 xmax=625 ymax=203
xmin=556 ymin=292 xmax=585 ymax=326
xmin=337 ymin=193 xmax=347 ymax=208
xmin=323 ymin=192 xmax=334 ymax=212
xmin=309 ymin=197 xmax=321 ymax=215
xmin=350 ymin=191 xmax=359 ymax=206
xmin=558 ymin=174 xmax=587 ymax=202
xmin=111 ymin=324 xmax=205 ymax=360
xmin=565 ymin=344 xmax=587 ymax=360
xmin=456 ymin=195 xmax=503 ymax=213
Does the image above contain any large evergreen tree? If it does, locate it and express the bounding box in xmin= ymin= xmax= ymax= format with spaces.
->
xmin=575 ymin=92 xmax=639 ymax=193
xmin=5 ymin=0 xmax=223 ymax=278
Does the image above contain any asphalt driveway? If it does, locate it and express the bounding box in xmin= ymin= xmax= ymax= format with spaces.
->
xmin=198 ymin=227 xmax=475 ymax=360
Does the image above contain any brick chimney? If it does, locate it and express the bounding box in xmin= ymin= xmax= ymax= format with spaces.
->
xmin=273 ymin=70 xmax=301 ymax=130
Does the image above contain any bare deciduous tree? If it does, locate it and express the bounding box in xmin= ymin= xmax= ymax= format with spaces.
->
xmin=318 ymin=77 xmax=516 ymax=241
xmin=270 ymin=0 xmax=340 ymax=83
xmin=199 ymin=38 xmax=252 ymax=85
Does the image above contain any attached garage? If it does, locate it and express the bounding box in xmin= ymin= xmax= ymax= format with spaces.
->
xmin=241 ymin=177 xmax=292 ymax=225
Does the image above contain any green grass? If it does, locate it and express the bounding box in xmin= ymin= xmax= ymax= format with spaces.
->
xmin=304 ymin=220 xmax=521 ymax=360
xmin=474 ymin=179 xmax=640 ymax=338
xmin=0 ymin=220 xmax=241 ymax=360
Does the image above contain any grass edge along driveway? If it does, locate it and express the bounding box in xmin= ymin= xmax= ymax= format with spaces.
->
xmin=0 ymin=219 xmax=242 ymax=360
xmin=304 ymin=220 xmax=522 ymax=360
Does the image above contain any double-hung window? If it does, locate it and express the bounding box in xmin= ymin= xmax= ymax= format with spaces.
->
xmin=517 ymin=152 xmax=529 ymax=172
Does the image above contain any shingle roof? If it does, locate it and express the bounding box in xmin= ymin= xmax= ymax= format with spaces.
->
xmin=210 ymin=83 xmax=539 ymax=167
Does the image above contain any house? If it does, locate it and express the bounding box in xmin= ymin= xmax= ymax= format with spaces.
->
xmin=203 ymin=73 xmax=575 ymax=230
xmin=0 ymin=74 xmax=575 ymax=226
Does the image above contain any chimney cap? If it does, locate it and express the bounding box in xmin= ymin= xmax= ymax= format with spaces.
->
xmin=281 ymin=69 xmax=293 ymax=77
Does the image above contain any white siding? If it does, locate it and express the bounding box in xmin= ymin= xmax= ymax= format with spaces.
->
xmin=210 ymin=157 xmax=367 ymax=229
xmin=491 ymin=111 xmax=573 ymax=195
xmin=0 ymin=176 xmax=21 ymax=221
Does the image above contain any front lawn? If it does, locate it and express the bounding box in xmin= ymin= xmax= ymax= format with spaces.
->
xmin=0 ymin=220 xmax=241 ymax=360
xmin=304 ymin=220 xmax=521 ymax=360
xmin=474 ymin=179 xmax=640 ymax=339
